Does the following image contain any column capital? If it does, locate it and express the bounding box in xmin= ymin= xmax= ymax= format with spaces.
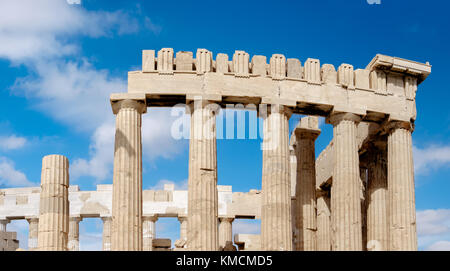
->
xmin=111 ymin=98 xmax=147 ymax=115
xmin=69 ymin=216 xmax=83 ymax=223
xmin=326 ymin=112 xmax=361 ymax=126
xmin=383 ymin=120 xmax=414 ymax=134
xmin=219 ymin=217 xmax=235 ymax=223
xmin=177 ymin=215 xmax=188 ymax=223
xmin=100 ymin=216 xmax=112 ymax=222
xmin=143 ymin=215 xmax=158 ymax=222
xmin=25 ymin=217 xmax=39 ymax=223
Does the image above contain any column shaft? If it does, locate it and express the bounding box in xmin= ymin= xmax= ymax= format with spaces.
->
xmin=316 ymin=191 xmax=331 ymax=250
xmin=143 ymin=216 xmax=157 ymax=251
xmin=187 ymin=100 xmax=219 ymax=251
xmin=218 ymin=218 xmax=233 ymax=249
xmin=27 ymin=218 xmax=39 ymax=250
xmin=111 ymin=99 xmax=146 ymax=251
xmin=37 ymin=155 xmax=70 ymax=251
xmin=102 ymin=217 xmax=112 ymax=251
xmin=68 ymin=217 xmax=81 ymax=251
xmin=0 ymin=219 xmax=8 ymax=232
xmin=367 ymin=146 xmax=388 ymax=251
xmin=294 ymin=130 xmax=319 ymax=251
xmin=388 ymin=123 xmax=417 ymax=251
xmin=329 ymin=113 xmax=362 ymax=251
xmin=261 ymin=105 xmax=292 ymax=251
xmin=179 ymin=216 xmax=188 ymax=241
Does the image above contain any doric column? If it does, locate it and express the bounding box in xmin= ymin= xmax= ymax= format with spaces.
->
xmin=26 ymin=217 xmax=39 ymax=250
xmin=0 ymin=219 xmax=9 ymax=232
xmin=360 ymin=167 xmax=367 ymax=251
xmin=111 ymin=99 xmax=146 ymax=251
xmin=367 ymin=143 xmax=389 ymax=251
xmin=187 ymin=99 xmax=219 ymax=251
xmin=218 ymin=217 xmax=234 ymax=250
xmin=101 ymin=216 xmax=112 ymax=251
xmin=387 ymin=121 xmax=417 ymax=251
xmin=68 ymin=216 xmax=82 ymax=251
xmin=327 ymin=113 xmax=362 ymax=251
xmin=316 ymin=189 xmax=331 ymax=251
xmin=37 ymin=154 xmax=70 ymax=251
xmin=293 ymin=117 xmax=320 ymax=251
xmin=261 ymin=104 xmax=292 ymax=251
xmin=178 ymin=215 xmax=188 ymax=242
xmin=143 ymin=215 xmax=157 ymax=251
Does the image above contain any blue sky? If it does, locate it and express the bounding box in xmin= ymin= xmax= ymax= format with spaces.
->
xmin=0 ymin=0 xmax=449 ymax=251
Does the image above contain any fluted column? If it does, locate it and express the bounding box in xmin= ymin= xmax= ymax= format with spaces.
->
xmin=187 ymin=99 xmax=219 ymax=251
xmin=143 ymin=215 xmax=157 ymax=251
xmin=37 ymin=154 xmax=70 ymax=251
xmin=178 ymin=215 xmax=188 ymax=242
xmin=316 ymin=190 xmax=331 ymax=251
xmin=26 ymin=217 xmax=39 ymax=250
xmin=101 ymin=216 xmax=112 ymax=251
xmin=111 ymin=99 xmax=146 ymax=251
xmin=327 ymin=113 xmax=362 ymax=251
xmin=261 ymin=104 xmax=292 ymax=251
xmin=68 ymin=217 xmax=82 ymax=251
xmin=360 ymin=167 xmax=367 ymax=251
xmin=367 ymin=144 xmax=388 ymax=251
xmin=218 ymin=217 xmax=234 ymax=250
xmin=293 ymin=118 xmax=320 ymax=251
xmin=0 ymin=219 xmax=9 ymax=232
xmin=387 ymin=121 xmax=417 ymax=251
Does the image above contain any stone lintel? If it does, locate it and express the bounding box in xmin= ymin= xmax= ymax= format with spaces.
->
xmin=143 ymin=215 xmax=158 ymax=222
xmin=186 ymin=94 xmax=222 ymax=103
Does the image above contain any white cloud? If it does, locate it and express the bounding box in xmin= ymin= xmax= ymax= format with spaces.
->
xmin=0 ymin=157 xmax=35 ymax=187
xmin=0 ymin=135 xmax=27 ymax=150
xmin=0 ymin=0 xmax=139 ymax=62
xmin=426 ymin=241 xmax=450 ymax=251
xmin=413 ymin=144 xmax=450 ymax=175
xmin=417 ymin=209 xmax=450 ymax=251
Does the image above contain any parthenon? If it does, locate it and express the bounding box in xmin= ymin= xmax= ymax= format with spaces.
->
xmin=0 ymin=48 xmax=431 ymax=251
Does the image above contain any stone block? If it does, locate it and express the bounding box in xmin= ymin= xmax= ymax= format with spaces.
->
xmin=196 ymin=49 xmax=212 ymax=74
xmin=152 ymin=238 xmax=171 ymax=248
xmin=142 ymin=50 xmax=155 ymax=72
xmin=338 ymin=64 xmax=355 ymax=89
xmin=157 ymin=48 xmax=174 ymax=74
xmin=305 ymin=58 xmax=321 ymax=84
xmin=370 ymin=70 xmax=387 ymax=94
xmin=287 ymin=58 xmax=302 ymax=79
xmin=16 ymin=195 xmax=28 ymax=205
xmin=175 ymin=51 xmax=193 ymax=71
xmin=215 ymin=53 xmax=229 ymax=73
xmin=354 ymin=69 xmax=370 ymax=89
xmin=321 ymin=64 xmax=337 ymax=85
xmin=232 ymin=50 xmax=249 ymax=77
xmin=270 ymin=54 xmax=286 ymax=79
xmin=251 ymin=55 xmax=267 ymax=76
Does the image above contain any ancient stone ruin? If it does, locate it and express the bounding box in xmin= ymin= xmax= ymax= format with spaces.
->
xmin=0 ymin=48 xmax=431 ymax=251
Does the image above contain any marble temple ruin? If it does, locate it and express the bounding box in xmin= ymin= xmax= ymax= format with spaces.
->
xmin=0 ymin=48 xmax=431 ymax=251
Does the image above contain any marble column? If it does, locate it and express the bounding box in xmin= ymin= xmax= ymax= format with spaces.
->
xmin=0 ymin=219 xmax=9 ymax=232
xmin=187 ymin=99 xmax=219 ymax=251
xmin=37 ymin=154 xmax=70 ymax=251
xmin=293 ymin=117 xmax=320 ymax=251
xmin=101 ymin=216 xmax=112 ymax=251
xmin=327 ymin=113 xmax=362 ymax=251
xmin=387 ymin=121 xmax=417 ymax=251
xmin=367 ymin=144 xmax=388 ymax=251
xmin=111 ymin=99 xmax=146 ymax=251
xmin=26 ymin=217 xmax=39 ymax=250
xmin=68 ymin=217 xmax=82 ymax=251
xmin=316 ymin=189 xmax=331 ymax=251
xmin=143 ymin=215 xmax=157 ymax=251
xmin=261 ymin=104 xmax=292 ymax=251
xmin=178 ymin=215 xmax=188 ymax=242
xmin=218 ymin=217 xmax=234 ymax=250
xmin=360 ymin=167 xmax=367 ymax=251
